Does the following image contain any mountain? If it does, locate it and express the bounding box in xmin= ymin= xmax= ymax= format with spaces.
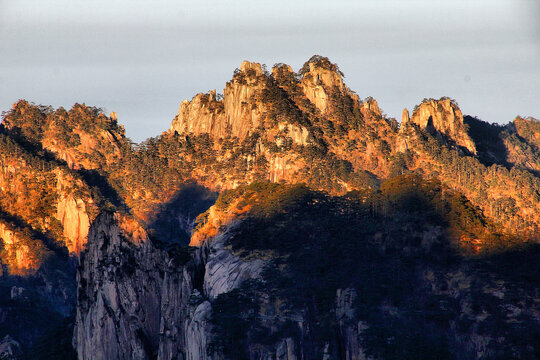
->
xmin=0 ymin=55 xmax=539 ymax=359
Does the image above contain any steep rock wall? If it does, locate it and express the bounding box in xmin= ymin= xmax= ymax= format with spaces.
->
xmin=56 ymin=196 xmax=90 ymax=254
xmin=74 ymin=213 xmax=266 ymax=360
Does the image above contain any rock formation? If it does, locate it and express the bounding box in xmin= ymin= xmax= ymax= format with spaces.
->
xmin=403 ymin=98 xmax=477 ymax=154
xmin=57 ymin=195 xmax=90 ymax=254
xmin=74 ymin=181 xmax=540 ymax=359
xmin=74 ymin=211 xmax=269 ymax=360
xmin=402 ymin=108 xmax=410 ymax=124
xmin=170 ymin=61 xmax=266 ymax=141
xmin=300 ymin=61 xmax=347 ymax=114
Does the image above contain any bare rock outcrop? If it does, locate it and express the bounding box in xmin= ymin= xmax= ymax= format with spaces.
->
xmin=402 ymin=108 xmax=410 ymax=124
xmin=405 ymin=98 xmax=477 ymax=154
xmin=203 ymin=230 xmax=266 ymax=299
xmin=300 ymin=60 xmax=347 ymax=114
xmin=75 ymin=204 xmax=376 ymax=360
xmin=171 ymin=91 xmax=226 ymax=139
xmin=74 ymin=211 xmax=266 ymax=360
xmin=335 ymin=288 xmax=370 ymax=360
xmin=170 ymin=61 xmax=266 ymax=141
xmin=361 ymin=97 xmax=383 ymax=118
xmin=56 ymin=195 xmax=90 ymax=254
xmin=184 ymin=300 xmax=213 ymax=360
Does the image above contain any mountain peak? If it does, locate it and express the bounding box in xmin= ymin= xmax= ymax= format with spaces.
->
xmin=240 ymin=60 xmax=264 ymax=76
xmin=297 ymin=56 xmax=348 ymax=114
xmin=169 ymin=60 xmax=268 ymax=140
xmin=405 ymin=97 xmax=477 ymax=154
xmin=299 ymin=55 xmax=344 ymax=77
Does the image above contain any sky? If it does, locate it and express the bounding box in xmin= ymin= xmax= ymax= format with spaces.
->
xmin=1 ymin=0 xmax=539 ymax=142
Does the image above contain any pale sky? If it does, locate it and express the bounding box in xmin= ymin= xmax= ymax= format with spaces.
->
xmin=1 ymin=0 xmax=539 ymax=142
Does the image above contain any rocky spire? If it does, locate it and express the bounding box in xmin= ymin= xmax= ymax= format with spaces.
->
xmin=402 ymin=108 xmax=410 ymax=124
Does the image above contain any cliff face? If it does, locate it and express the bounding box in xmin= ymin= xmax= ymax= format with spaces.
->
xmin=0 ymin=103 xmax=118 ymax=354
xmin=75 ymin=208 xmax=366 ymax=360
xmin=0 ymin=135 xmax=96 ymax=257
xmin=74 ymin=211 xmax=269 ymax=360
xmin=403 ymin=98 xmax=477 ymax=154
xmin=300 ymin=61 xmax=347 ymax=114
xmin=170 ymin=61 xmax=266 ymax=141
xmin=56 ymin=196 xmax=91 ymax=254
xmin=74 ymin=212 xmax=165 ymax=360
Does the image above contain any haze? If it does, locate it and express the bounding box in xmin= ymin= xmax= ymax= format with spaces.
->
xmin=1 ymin=0 xmax=539 ymax=142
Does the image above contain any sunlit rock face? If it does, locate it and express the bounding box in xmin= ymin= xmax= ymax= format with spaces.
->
xmin=170 ymin=61 xmax=266 ymax=141
xmin=361 ymin=97 xmax=382 ymax=118
xmin=300 ymin=61 xmax=346 ymax=114
xmin=57 ymin=195 xmax=90 ymax=254
xmin=404 ymin=98 xmax=477 ymax=154
xmin=223 ymin=61 xmax=266 ymax=139
xmin=402 ymin=108 xmax=410 ymax=124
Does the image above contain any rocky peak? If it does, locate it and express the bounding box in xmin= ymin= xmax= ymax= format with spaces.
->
xmin=170 ymin=61 xmax=267 ymax=141
xmin=299 ymin=56 xmax=347 ymax=113
xmin=271 ymin=63 xmax=294 ymax=78
xmin=2 ymin=100 xmax=126 ymax=171
xmin=302 ymin=61 xmax=345 ymax=90
xmin=512 ymin=116 xmax=540 ymax=148
xmin=402 ymin=108 xmax=410 ymax=123
xmin=406 ymin=98 xmax=477 ymax=154
xmin=361 ymin=97 xmax=383 ymax=118
xmin=239 ymin=60 xmax=263 ymax=76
